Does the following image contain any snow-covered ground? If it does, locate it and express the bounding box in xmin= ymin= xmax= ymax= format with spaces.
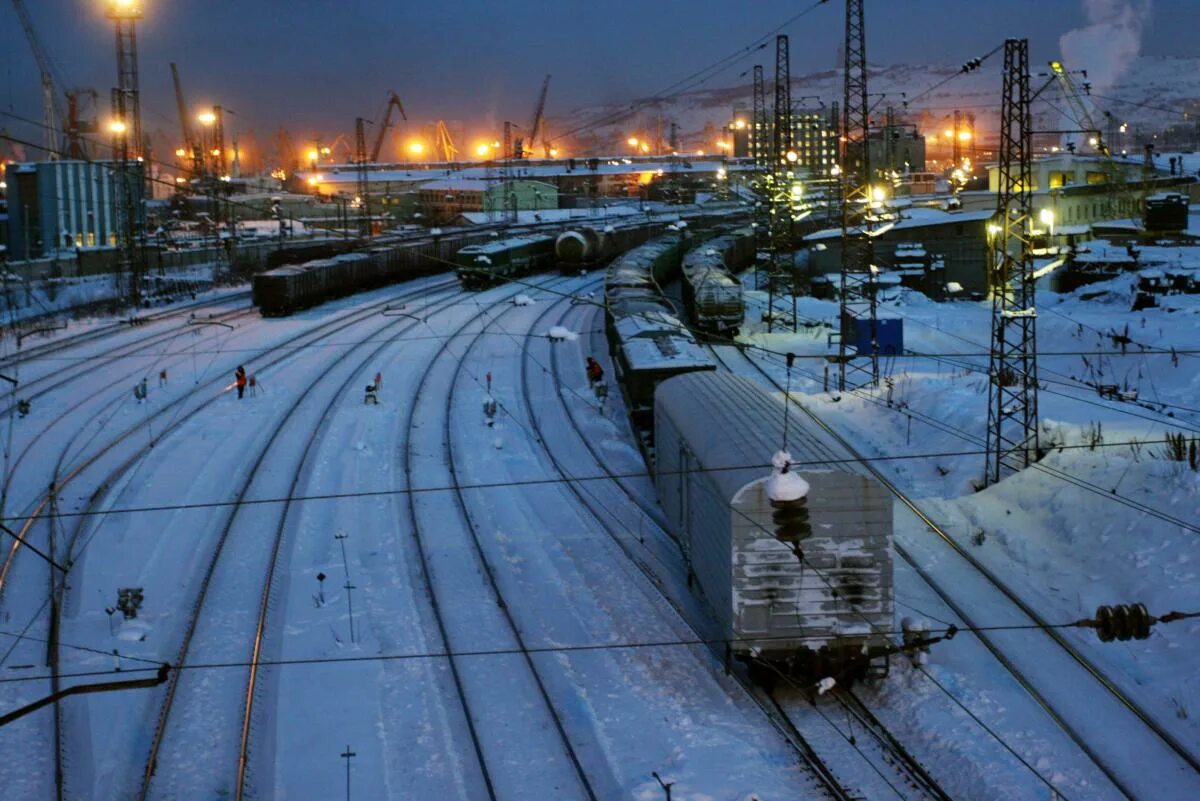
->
xmin=735 ymin=259 xmax=1200 ymax=798
xmin=1 ymin=250 xmax=1197 ymax=799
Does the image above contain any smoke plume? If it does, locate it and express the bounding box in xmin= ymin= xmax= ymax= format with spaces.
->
xmin=1059 ymin=0 xmax=1153 ymax=94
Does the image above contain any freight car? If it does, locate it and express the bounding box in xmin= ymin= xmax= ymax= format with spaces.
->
xmin=253 ymin=231 xmax=488 ymax=315
xmin=455 ymin=234 xmax=556 ymax=289
xmin=655 ymin=370 xmax=895 ymax=680
xmin=680 ymin=229 xmax=754 ymax=336
xmin=556 ymin=221 xmax=660 ymax=273
xmin=604 ymin=234 xmax=716 ymax=433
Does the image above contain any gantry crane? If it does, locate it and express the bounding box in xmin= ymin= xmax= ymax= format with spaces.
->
xmin=10 ymin=0 xmax=62 ymax=159
xmin=370 ymin=91 xmax=407 ymax=162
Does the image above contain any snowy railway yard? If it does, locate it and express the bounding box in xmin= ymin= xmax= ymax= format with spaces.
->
xmin=0 ymin=253 xmax=1191 ymax=801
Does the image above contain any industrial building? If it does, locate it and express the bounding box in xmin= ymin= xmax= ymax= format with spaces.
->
xmin=804 ymin=207 xmax=992 ymax=296
xmin=418 ymin=178 xmax=558 ymax=223
xmin=960 ymin=153 xmax=1199 ymax=230
xmin=5 ymin=159 xmax=146 ymax=260
xmin=732 ymin=106 xmax=839 ymax=177
xmin=299 ymin=157 xmax=746 ymax=222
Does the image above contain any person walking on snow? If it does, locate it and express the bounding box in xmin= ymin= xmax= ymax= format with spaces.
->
xmin=235 ymin=365 xmax=247 ymax=399
xmin=585 ymin=357 xmax=603 ymax=386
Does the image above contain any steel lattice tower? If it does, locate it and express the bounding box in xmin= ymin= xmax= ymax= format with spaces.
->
xmin=355 ymin=117 xmax=372 ymax=238
xmin=837 ymin=0 xmax=878 ymax=390
xmin=752 ymin=65 xmax=767 ymax=168
xmin=767 ymin=35 xmax=794 ymax=332
xmin=752 ymin=65 xmax=769 ymax=252
xmin=984 ymin=38 xmax=1039 ymax=486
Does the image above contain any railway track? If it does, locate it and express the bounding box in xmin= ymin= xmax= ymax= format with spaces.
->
xmin=132 ymin=282 xmax=479 ymax=801
xmin=0 ymin=275 xmax=459 ymax=610
xmin=710 ymin=343 xmax=1200 ymax=799
xmin=0 ymin=291 xmax=253 ymax=373
xmin=511 ymin=297 xmax=853 ymax=799
xmin=0 ymin=305 xmax=259 ymax=532
xmin=0 ymin=275 xmax=458 ymax=800
xmin=400 ymin=274 xmax=599 ymax=799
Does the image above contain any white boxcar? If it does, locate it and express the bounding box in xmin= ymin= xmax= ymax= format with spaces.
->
xmin=654 ymin=370 xmax=894 ymax=677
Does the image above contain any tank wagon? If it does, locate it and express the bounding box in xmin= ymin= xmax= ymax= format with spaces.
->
xmin=655 ymin=371 xmax=894 ymax=680
xmin=680 ymin=229 xmax=754 ymax=337
xmin=555 ymin=221 xmax=660 ymax=272
xmin=455 ymin=234 xmax=556 ymax=289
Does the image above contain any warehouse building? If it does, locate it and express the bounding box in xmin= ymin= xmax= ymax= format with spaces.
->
xmin=804 ymin=208 xmax=992 ymax=296
xmin=5 ymin=160 xmax=145 ymax=260
xmin=418 ymin=178 xmax=558 ymax=223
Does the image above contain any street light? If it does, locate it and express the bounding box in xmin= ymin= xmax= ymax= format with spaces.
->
xmin=105 ymin=0 xmax=143 ymax=19
xmin=1038 ymin=207 xmax=1055 ymax=233
xmin=108 ymin=119 xmax=128 ymax=135
xmin=197 ymin=111 xmax=216 ymax=126
xmin=408 ymin=142 xmax=425 ymax=156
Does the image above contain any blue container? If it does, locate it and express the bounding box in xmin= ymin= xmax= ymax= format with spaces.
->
xmin=851 ymin=317 xmax=903 ymax=356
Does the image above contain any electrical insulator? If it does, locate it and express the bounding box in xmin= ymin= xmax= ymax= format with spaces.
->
xmin=1094 ymin=603 xmax=1152 ymax=642
xmin=771 ymin=496 xmax=811 ymax=557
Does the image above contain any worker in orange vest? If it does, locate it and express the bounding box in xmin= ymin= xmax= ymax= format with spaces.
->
xmin=235 ymin=365 xmax=247 ymax=399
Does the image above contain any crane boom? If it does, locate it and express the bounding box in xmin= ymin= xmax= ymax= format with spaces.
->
xmin=527 ymin=74 xmax=550 ymax=158
xmin=10 ymin=0 xmax=61 ymax=159
xmin=435 ymin=121 xmax=457 ymax=162
xmin=170 ymin=63 xmax=195 ymax=157
xmin=370 ymin=91 xmax=408 ymax=162
xmin=1049 ymin=60 xmax=1141 ymax=220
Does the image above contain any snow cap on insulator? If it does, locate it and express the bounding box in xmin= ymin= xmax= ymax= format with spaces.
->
xmin=767 ymin=450 xmax=810 ymax=504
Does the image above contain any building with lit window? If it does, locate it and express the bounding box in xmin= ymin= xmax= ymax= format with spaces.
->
xmin=5 ymin=160 xmax=145 ymax=259
xmin=731 ymin=106 xmax=839 ymax=177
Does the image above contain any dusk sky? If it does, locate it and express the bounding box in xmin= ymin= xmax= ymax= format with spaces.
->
xmin=1 ymin=0 xmax=1192 ymax=148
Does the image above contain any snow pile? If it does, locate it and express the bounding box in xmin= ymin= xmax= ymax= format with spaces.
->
xmin=766 ymin=450 xmax=810 ymax=503
xmin=816 ymin=677 xmax=836 ymax=696
xmin=546 ymin=326 xmax=578 ymax=342
xmin=474 ymin=255 xmax=492 ymax=265
xmin=512 ymin=295 xmax=534 ymax=306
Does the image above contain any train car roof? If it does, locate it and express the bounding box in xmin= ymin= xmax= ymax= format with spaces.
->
xmin=458 ymin=234 xmax=555 ymax=254
xmin=256 ymin=265 xmax=308 ymax=278
xmin=614 ymin=314 xmax=713 ymax=371
xmin=654 ymin=370 xmax=863 ymax=504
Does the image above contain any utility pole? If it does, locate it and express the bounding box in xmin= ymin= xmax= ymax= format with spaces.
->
xmin=768 ymin=35 xmax=794 ymax=333
xmin=952 ymin=109 xmax=962 ymax=170
xmin=340 ymin=745 xmax=356 ymax=801
xmin=837 ymin=0 xmax=879 ymax=390
xmin=355 ymin=117 xmax=372 ymax=238
xmin=984 ymin=38 xmax=1039 ymax=487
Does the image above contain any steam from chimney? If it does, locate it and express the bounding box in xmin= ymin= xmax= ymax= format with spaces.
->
xmin=1059 ymin=0 xmax=1153 ymax=94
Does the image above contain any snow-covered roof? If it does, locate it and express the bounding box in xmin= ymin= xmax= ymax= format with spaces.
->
xmin=458 ymin=234 xmax=554 ymax=254
xmin=613 ymin=313 xmax=712 ymax=371
xmin=456 ymin=206 xmax=643 ymax=226
xmin=654 ymin=371 xmax=885 ymax=505
xmin=804 ymin=208 xmax=993 ymax=242
xmin=420 ymin=178 xmax=491 ymax=192
xmin=299 ymin=158 xmax=745 ymax=187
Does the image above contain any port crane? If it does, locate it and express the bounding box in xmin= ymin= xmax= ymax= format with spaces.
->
xmin=10 ymin=0 xmax=62 ymax=159
xmin=370 ymin=91 xmax=408 ymax=162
